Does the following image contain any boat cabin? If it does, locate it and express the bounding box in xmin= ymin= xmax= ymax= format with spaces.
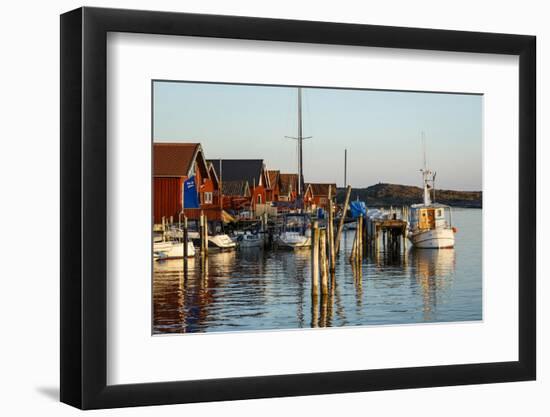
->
xmin=410 ymin=204 xmax=452 ymax=231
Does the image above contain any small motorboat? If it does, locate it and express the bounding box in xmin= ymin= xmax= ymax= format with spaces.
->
xmin=153 ymin=240 xmax=195 ymax=260
xmin=237 ymin=231 xmax=264 ymax=248
xmin=277 ymin=213 xmax=311 ymax=249
xmin=166 ymin=226 xmax=236 ymax=251
xmin=208 ymin=234 xmax=237 ymax=250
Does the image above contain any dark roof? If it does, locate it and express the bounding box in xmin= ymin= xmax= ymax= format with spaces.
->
xmin=267 ymin=170 xmax=280 ymax=189
xmin=279 ymin=173 xmax=298 ymax=195
xmin=306 ymin=183 xmax=337 ymax=197
xmin=208 ymin=159 xmax=264 ymax=187
xmin=154 ymin=143 xmax=203 ymax=177
xmin=221 ymin=180 xmax=250 ymax=197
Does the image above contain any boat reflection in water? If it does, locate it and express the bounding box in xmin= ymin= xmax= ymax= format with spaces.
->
xmin=153 ymin=209 xmax=480 ymax=334
xmin=410 ymin=248 xmax=456 ymax=322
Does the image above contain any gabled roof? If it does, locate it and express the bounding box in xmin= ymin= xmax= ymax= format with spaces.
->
xmin=221 ymin=180 xmax=250 ymax=197
xmin=279 ymin=173 xmax=299 ymax=195
xmin=154 ymin=142 xmax=208 ymax=178
xmin=267 ymin=170 xmax=280 ymax=190
xmin=306 ymin=183 xmax=337 ymax=197
xmin=208 ymin=159 xmax=265 ymax=188
xmin=207 ymin=162 xmax=219 ymax=187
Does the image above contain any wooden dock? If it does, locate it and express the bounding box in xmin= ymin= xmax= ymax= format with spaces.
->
xmin=366 ymin=217 xmax=408 ymax=254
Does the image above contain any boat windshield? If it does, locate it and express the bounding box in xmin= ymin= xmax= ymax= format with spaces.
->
xmin=284 ymin=214 xmax=310 ymax=233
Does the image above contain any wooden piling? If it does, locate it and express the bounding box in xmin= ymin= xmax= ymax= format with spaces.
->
xmin=203 ymin=213 xmax=208 ymax=258
xmin=358 ymin=215 xmax=363 ymax=263
xmin=335 ymin=185 xmax=352 ymax=255
xmin=311 ymin=294 xmax=319 ymax=327
xmin=320 ymin=293 xmax=328 ymax=328
xmin=365 ymin=215 xmax=370 ymax=254
xmin=199 ymin=213 xmax=203 ymax=255
xmin=183 ymin=216 xmax=189 ymax=252
xmin=359 ymin=218 xmax=362 ymax=259
xmin=349 ymin=222 xmax=358 ymax=261
xmin=328 ymin=197 xmax=336 ymax=272
xmin=320 ymin=229 xmax=329 ymax=295
xmin=263 ymin=212 xmax=268 ymax=248
xmin=311 ymin=221 xmax=320 ymax=296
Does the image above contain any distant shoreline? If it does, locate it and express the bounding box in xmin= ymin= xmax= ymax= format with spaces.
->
xmin=336 ymin=183 xmax=482 ymax=209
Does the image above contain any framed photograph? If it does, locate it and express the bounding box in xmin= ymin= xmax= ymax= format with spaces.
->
xmin=60 ymin=6 xmax=536 ymax=409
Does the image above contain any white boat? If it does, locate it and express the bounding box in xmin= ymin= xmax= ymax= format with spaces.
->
xmin=278 ymin=231 xmax=311 ymax=249
xmin=208 ymin=234 xmax=237 ymax=250
xmin=236 ymin=232 xmax=264 ymax=248
xmin=277 ymin=213 xmax=311 ymax=249
xmin=168 ymin=227 xmax=236 ymax=251
xmin=408 ymin=223 xmax=455 ymax=249
xmin=153 ymin=240 xmax=195 ymax=260
xmin=407 ymin=136 xmax=456 ymax=249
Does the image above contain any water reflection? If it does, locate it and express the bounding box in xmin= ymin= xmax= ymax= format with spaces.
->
xmin=153 ymin=209 xmax=480 ymax=334
xmin=410 ymin=249 xmax=456 ymax=321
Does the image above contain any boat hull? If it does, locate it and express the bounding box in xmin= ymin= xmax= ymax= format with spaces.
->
xmin=208 ymin=234 xmax=237 ymax=250
xmin=154 ymin=241 xmax=195 ymax=260
xmin=277 ymin=235 xmax=311 ymax=250
xmin=408 ymin=228 xmax=455 ymax=249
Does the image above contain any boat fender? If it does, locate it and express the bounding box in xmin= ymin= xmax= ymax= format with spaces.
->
xmin=452 ymin=227 xmax=458 ymax=233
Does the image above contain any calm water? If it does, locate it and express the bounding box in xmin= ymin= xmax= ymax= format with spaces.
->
xmin=153 ymin=208 xmax=482 ymax=334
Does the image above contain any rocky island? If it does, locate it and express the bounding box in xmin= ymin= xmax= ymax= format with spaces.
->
xmin=336 ymin=183 xmax=482 ymax=208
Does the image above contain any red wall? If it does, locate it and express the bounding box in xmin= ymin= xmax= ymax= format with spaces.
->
xmin=154 ymin=177 xmax=183 ymax=224
xmin=251 ymin=185 xmax=266 ymax=207
xmin=266 ymin=185 xmax=279 ymax=202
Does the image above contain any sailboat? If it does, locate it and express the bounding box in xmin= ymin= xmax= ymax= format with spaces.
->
xmin=277 ymin=213 xmax=312 ymax=249
xmin=277 ymin=87 xmax=312 ymax=249
xmin=407 ymin=135 xmax=456 ymax=249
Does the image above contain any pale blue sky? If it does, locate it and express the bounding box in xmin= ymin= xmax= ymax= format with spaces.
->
xmin=153 ymin=81 xmax=482 ymax=191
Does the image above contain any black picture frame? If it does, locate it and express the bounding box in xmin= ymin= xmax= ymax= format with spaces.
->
xmin=60 ymin=6 xmax=536 ymax=410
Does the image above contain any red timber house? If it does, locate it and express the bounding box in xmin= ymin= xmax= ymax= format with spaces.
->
xmin=220 ymin=180 xmax=251 ymax=211
xmin=153 ymin=142 xmax=220 ymax=224
xmin=208 ymin=159 xmax=269 ymax=210
xmin=266 ymin=170 xmax=281 ymax=202
xmin=278 ymin=173 xmax=299 ymax=202
xmin=304 ymin=183 xmax=338 ymax=210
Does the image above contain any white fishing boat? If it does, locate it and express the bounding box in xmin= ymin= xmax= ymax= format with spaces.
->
xmin=408 ymin=136 xmax=456 ymax=249
xmin=277 ymin=213 xmax=311 ymax=249
xmin=153 ymin=240 xmax=195 ymax=260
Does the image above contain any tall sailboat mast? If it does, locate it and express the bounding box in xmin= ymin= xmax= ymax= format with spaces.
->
xmin=285 ymin=87 xmax=311 ymax=201
xmin=297 ymin=88 xmax=304 ymax=197
xmin=344 ymin=148 xmax=347 ymax=188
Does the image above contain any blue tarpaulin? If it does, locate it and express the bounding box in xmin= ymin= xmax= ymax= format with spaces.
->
xmin=317 ymin=207 xmax=325 ymax=219
xmin=350 ymin=201 xmax=367 ymax=218
xmin=183 ymin=176 xmax=200 ymax=208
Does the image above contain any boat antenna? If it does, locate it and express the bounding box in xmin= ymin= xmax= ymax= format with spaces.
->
xmin=432 ymin=172 xmax=437 ymax=203
xmin=420 ymin=131 xmax=432 ymax=206
xmin=422 ymin=131 xmax=427 ymax=171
